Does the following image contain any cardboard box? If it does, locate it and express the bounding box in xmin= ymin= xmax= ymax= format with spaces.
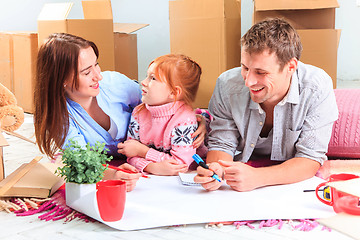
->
xmin=38 ymin=1 xmax=115 ymax=71
xmin=37 ymin=1 xmax=148 ymax=79
xmin=0 ymin=32 xmax=37 ymax=113
xmin=169 ymin=0 xmax=241 ymax=108
xmin=0 ymin=162 xmax=64 ymax=198
xmin=253 ymin=0 xmax=340 ymax=88
xmin=0 ymin=133 xmax=9 ymax=181
xmin=114 ymin=23 xmax=149 ymax=80
xmin=0 ymin=34 xmax=12 ymax=91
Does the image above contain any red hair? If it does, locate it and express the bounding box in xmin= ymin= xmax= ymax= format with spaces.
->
xmin=136 ymin=54 xmax=201 ymax=113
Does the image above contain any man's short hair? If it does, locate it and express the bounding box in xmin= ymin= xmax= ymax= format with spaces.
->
xmin=241 ymin=18 xmax=303 ymax=70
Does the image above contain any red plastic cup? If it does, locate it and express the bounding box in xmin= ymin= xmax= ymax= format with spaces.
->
xmin=96 ymin=180 xmax=126 ymax=222
xmin=316 ymin=173 xmax=360 ymax=214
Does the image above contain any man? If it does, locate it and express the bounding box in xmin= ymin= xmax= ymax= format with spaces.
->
xmin=194 ymin=18 xmax=338 ymax=191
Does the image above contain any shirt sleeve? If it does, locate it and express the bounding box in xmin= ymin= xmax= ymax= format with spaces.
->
xmin=294 ymin=73 xmax=339 ymax=165
xmin=207 ymin=74 xmax=241 ymax=157
xmin=127 ymin=114 xmax=140 ymax=140
xmin=126 ymin=113 xmax=149 ymax=170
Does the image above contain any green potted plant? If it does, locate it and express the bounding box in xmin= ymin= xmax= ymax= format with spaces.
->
xmin=57 ymin=139 xmax=113 ymax=210
xmin=57 ymin=139 xmax=112 ymax=184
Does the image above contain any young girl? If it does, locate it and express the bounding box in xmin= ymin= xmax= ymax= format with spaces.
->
xmin=117 ymin=54 xmax=206 ymax=175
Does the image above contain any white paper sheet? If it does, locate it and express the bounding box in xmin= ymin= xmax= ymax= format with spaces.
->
xmin=66 ymin=175 xmax=336 ymax=230
xmin=178 ymin=172 xmax=200 ymax=186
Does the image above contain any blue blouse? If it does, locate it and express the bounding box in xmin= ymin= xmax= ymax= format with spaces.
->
xmin=65 ymin=71 xmax=142 ymax=157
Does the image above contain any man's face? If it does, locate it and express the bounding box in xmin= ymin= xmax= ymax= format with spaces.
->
xmin=240 ymin=48 xmax=292 ymax=106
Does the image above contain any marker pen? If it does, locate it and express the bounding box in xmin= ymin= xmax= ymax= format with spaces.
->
xmin=192 ymin=154 xmax=221 ymax=182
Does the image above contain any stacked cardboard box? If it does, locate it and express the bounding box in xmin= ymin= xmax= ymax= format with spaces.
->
xmin=0 ymin=32 xmax=37 ymax=113
xmin=169 ymin=0 xmax=241 ymax=108
xmin=0 ymin=0 xmax=147 ymax=113
xmin=253 ymin=0 xmax=340 ymax=88
xmin=37 ymin=0 xmax=148 ymax=79
xmin=114 ymin=23 xmax=148 ymax=80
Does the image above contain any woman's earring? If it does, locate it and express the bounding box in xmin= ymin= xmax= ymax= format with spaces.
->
xmin=64 ymin=84 xmax=67 ymax=88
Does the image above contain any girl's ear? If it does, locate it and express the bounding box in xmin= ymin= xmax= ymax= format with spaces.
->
xmin=170 ymin=86 xmax=182 ymax=100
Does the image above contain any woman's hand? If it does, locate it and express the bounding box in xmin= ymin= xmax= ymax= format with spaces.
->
xmin=103 ymin=163 xmax=141 ymax=192
xmin=117 ymin=139 xmax=149 ymax=158
xmin=144 ymin=159 xmax=188 ymax=176
xmin=192 ymin=114 xmax=207 ymax=148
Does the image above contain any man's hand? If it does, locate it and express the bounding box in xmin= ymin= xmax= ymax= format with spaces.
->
xmin=117 ymin=139 xmax=149 ymax=158
xmin=219 ymin=160 xmax=261 ymax=192
xmin=194 ymin=162 xmax=223 ymax=191
xmin=192 ymin=114 xmax=206 ymax=148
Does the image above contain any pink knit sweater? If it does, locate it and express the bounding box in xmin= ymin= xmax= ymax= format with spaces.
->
xmin=127 ymin=101 xmax=198 ymax=172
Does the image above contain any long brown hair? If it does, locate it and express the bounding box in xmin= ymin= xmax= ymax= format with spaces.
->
xmin=137 ymin=54 xmax=202 ymax=112
xmin=34 ymin=33 xmax=99 ymax=159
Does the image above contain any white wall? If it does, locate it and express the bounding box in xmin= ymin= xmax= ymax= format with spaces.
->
xmin=0 ymin=0 xmax=359 ymax=82
xmin=335 ymin=0 xmax=360 ymax=81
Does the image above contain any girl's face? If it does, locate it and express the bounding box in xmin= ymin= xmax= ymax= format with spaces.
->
xmin=65 ymin=46 xmax=103 ymax=101
xmin=141 ymin=63 xmax=174 ymax=106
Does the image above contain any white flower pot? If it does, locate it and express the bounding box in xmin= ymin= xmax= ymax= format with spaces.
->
xmin=65 ymin=182 xmax=100 ymax=220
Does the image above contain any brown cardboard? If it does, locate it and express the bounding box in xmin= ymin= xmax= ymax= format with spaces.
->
xmin=37 ymin=1 xmax=148 ymax=80
xmin=0 ymin=32 xmax=37 ymax=113
xmin=0 ymin=162 xmax=64 ymax=198
xmin=254 ymin=0 xmax=339 ymax=11
xmin=12 ymin=32 xmax=38 ymax=113
xmin=114 ymin=23 xmax=149 ymax=80
xmin=318 ymin=213 xmax=360 ymax=240
xmin=298 ymin=29 xmax=340 ymax=88
xmin=0 ymin=34 xmax=12 ymax=91
xmin=37 ymin=1 xmax=115 ymax=71
xmin=0 ymin=133 xmax=9 ymax=181
xmin=169 ymin=0 xmax=241 ymax=108
xmin=253 ymin=0 xmax=340 ymax=88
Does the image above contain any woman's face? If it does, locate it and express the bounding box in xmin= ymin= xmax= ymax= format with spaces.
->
xmin=65 ymin=46 xmax=103 ymax=101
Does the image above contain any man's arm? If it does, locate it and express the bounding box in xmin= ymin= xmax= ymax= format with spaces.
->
xmin=195 ymin=150 xmax=320 ymax=192
xmin=220 ymin=157 xmax=320 ymax=192
xmin=206 ymin=150 xmax=233 ymax=164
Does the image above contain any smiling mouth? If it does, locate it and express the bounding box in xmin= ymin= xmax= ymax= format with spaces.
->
xmin=91 ymin=83 xmax=99 ymax=88
xmin=251 ymin=87 xmax=265 ymax=92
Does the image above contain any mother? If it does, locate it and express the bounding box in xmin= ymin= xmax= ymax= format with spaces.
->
xmin=34 ymin=33 xmax=143 ymax=191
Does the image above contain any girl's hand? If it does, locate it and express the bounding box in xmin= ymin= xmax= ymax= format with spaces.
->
xmin=144 ymin=159 xmax=188 ymax=176
xmin=117 ymin=139 xmax=149 ymax=158
xmin=194 ymin=162 xmax=223 ymax=191
xmin=103 ymin=163 xmax=141 ymax=192
xmin=192 ymin=114 xmax=207 ymax=148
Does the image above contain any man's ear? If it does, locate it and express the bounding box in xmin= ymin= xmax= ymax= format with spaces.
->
xmin=170 ymin=86 xmax=182 ymax=100
xmin=288 ymin=57 xmax=298 ymax=74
